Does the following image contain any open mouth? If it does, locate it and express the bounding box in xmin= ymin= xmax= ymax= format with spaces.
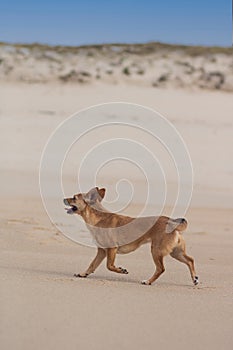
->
xmin=64 ymin=200 xmax=78 ymax=214
xmin=65 ymin=205 xmax=78 ymax=214
xmin=63 ymin=199 xmax=78 ymax=214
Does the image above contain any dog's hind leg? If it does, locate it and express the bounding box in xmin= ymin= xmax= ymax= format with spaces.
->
xmin=74 ymin=248 xmax=106 ymax=278
xmin=170 ymin=246 xmax=198 ymax=285
xmin=142 ymin=248 xmax=165 ymax=285
xmin=106 ymin=248 xmax=128 ymax=274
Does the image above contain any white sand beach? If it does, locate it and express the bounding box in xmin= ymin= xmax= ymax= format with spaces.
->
xmin=0 ymin=42 xmax=233 ymax=350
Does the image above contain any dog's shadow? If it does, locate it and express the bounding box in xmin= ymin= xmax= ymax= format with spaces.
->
xmin=75 ymin=273 xmax=194 ymax=288
xmin=2 ymin=265 xmax=197 ymax=288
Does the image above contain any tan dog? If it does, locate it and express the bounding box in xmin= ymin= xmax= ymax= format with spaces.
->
xmin=64 ymin=187 xmax=198 ymax=285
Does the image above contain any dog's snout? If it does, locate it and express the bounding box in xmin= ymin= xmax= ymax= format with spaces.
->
xmin=63 ymin=198 xmax=69 ymax=205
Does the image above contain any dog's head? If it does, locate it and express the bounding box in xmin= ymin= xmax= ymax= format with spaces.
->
xmin=63 ymin=187 xmax=106 ymax=215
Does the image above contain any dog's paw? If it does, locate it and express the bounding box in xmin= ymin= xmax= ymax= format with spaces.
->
xmin=141 ymin=280 xmax=151 ymax=285
xmin=74 ymin=273 xmax=88 ymax=278
xmin=193 ymin=276 xmax=199 ymax=285
xmin=119 ymin=267 xmax=128 ymax=274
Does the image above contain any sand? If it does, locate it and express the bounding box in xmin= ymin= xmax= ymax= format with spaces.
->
xmin=0 ymin=81 xmax=233 ymax=350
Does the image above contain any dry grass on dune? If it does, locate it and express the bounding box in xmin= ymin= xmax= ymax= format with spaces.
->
xmin=0 ymin=41 xmax=232 ymax=90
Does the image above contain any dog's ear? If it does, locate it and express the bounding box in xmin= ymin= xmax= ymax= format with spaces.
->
xmin=84 ymin=187 xmax=105 ymax=204
xmin=97 ymin=188 xmax=106 ymax=201
xmin=83 ymin=188 xmax=97 ymax=204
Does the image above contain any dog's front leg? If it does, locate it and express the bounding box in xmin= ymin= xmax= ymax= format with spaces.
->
xmin=106 ymin=248 xmax=128 ymax=274
xmin=74 ymin=248 xmax=106 ymax=278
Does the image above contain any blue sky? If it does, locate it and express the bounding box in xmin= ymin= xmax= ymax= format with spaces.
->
xmin=0 ymin=0 xmax=231 ymax=47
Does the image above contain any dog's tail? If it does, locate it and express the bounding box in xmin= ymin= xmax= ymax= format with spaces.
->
xmin=167 ymin=218 xmax=188 ymax=232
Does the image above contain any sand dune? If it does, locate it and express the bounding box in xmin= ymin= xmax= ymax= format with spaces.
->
xmin=0 ymin=42 xmax=232 ymax=90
